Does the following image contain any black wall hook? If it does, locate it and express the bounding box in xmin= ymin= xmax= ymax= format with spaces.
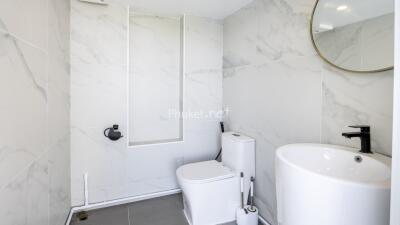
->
xmin=104 ymin=124 xmax=123 ymax=141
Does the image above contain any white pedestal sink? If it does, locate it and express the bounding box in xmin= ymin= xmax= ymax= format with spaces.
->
xmin=276 ymin=144 xmax=391 ymax=225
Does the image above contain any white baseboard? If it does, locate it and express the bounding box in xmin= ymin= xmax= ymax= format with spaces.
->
xmin=65 ymin=189 xmax=182 ymax=225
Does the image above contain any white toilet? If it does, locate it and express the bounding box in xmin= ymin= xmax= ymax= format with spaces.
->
xmin=176 ymin=132 xmax=255 ymax=225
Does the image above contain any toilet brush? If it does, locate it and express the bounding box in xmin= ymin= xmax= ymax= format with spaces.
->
xmin=237 ymin=176 xmax=258 ymax=225
xmin=240 ymin=172 xmax=244 ymax=209
xmin=248 ymin=177 xmax=256 ymax=212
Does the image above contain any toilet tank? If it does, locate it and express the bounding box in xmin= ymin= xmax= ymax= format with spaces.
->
xmin=222 ymin=132 xmax=255 ymax=177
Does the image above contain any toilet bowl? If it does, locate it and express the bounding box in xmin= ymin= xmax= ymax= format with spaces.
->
xmin=176 ymin=132 xmax=255 ymax=225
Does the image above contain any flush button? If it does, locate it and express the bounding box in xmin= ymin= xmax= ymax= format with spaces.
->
xmin=232 ymin=133 xmax=240 ymax=137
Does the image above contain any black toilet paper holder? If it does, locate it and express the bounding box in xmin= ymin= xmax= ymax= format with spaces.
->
xmin=104 ymin=124 xmax=123 ymax=141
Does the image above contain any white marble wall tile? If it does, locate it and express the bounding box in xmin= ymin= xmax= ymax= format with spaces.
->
xmin=361 ymin=13 xmax=394 ymax=70
xmin=71 ymin=125 xmax=127 ymax=204
xmin=0 ymin=0 xmax=48 ymax=50
xmin=184 ymin=16 xmax=223 ymax=163
xmin=120 ymin=175 xmax=180 ymax=197
xmin=0 ymin=0 xmax=70 ymax=224
xmin=314 ymin=13 xmax=394 ymax=72
xmin=48 ymin=0 xmax=70 ymax=146
xmin=48 ymin=61 xmax=71 ymax=225
xmin=48 ymin=137 xmax=70 ymax=225
xmin=0 ymin=31 xmax=47 ymax=189
xmin=71 ymin=3 xmax=223 ymax=206
xmin=0 ymin=154 xmax=49 ymax=225
xmin=124 ymin=142 xmax=184 ymax=192
xmin=129 ymin=14 xmax=182 ymax=143
xmin=223 ymin=56 xmax=322 ymax=223
xmin=183 ymin=120 xmax=221 ymax=163
xmin=224 ymin=56 xmax=322 ymax=146
xmin=256 ymin=0 xmax=316 ymax=62
xmin=223 ymin=0 xmax=393 ymax=224
xmin=223 ymin=1 xmax=259 ymax=68
xmin=224 ymin=0 xmax=316 ymax=69
xmin=71 ymin=0 xmax=128 ymax=66
xmin=185 ymin=16 xmax=223 ymax=115
xmin=185 ymin=71 xmax=223 ymax=113
xmin=71 ymin=64 xmax=127 ymax=128
xmin=185 ymin=16 xmax=223 ymax=72
xmin=71 ymin=64 xmax=127 ymax=205
xmin=321 ymin=66 xmax=393 ymax=155
xmin=48 ymin=0 xmax=71 ymax=224
xmin=183 ymin=71 xmax=223 ymax=163
xmin=314 ymin=25 xmax=363 ymax=70
xmin=71 ymin=125 xmax=183 ymax=205
xmin=279 ymin=0 xmax=315 ymax=14
xmin=70 ymin=0 xmax=129 ymax=205
xmin=73 ymin=140 xmax=184 ymax=204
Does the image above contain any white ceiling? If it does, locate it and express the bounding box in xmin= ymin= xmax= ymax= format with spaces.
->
xmin=123 ymin=0 xmax=253 ymax=19
xmin=313 ymin=0 xmax=394 ymax=30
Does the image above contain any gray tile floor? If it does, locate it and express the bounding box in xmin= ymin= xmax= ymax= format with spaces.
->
xmin=70 ymin=194 xmax=237 ymax=225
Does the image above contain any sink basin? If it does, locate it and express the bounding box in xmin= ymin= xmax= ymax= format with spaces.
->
xmin=276 ymin=144 xmax=391 ymax=225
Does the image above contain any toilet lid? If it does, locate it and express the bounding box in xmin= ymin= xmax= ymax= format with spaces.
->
xmin=177 ymin=160 xmax=235 ymax=184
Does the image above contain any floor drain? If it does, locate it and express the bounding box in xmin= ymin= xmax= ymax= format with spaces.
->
xmin=77 ymin=211 xmax=89 ymax=221
xmin=354 ymin=155 xmax=363 ymax=163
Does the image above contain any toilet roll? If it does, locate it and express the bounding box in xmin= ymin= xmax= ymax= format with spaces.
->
xmin=236 ymin=206 xmax=259 ymax=225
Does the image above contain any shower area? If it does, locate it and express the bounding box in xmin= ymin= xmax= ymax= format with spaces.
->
xmin=70 ymin=0 xmax=223 ymax=208
xmin=128 ymin=12 xmax=184 ymax=146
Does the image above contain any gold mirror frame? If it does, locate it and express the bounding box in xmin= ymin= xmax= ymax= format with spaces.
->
xmin=309 ymin=0 xmax=394 ymax=73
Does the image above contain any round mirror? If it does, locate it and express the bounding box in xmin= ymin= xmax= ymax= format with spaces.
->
xmin=311 ymin=0 xmax=394 ymax=73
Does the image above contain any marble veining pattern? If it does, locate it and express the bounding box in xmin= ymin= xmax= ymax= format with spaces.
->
xmin=0 ymin=154 xmax=49 ymax=225
xmin=71 ymin=0 xmax=223 ymax=207
xmin=223 ymin=0 xmax=393 ymax=224
xmin=71 ymin=0 xmax=128 ymax=66
xmin=0 ymin=30 xmax=48 ymax=189
xmin=0 ymin=0 xmax=48 ymax=50
xmin=129 ymin=14 xmax=182 ymax=144
xmin=321 ymin=66 xmax=393 ymax=155
xmin=314 ymin=13 xmax=394 ymax=72
xmin=0 ymin=0 xmax=71 ymax=225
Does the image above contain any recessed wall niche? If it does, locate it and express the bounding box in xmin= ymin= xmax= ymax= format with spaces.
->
xmin=128 ymin=11 xmax=184 ymax=146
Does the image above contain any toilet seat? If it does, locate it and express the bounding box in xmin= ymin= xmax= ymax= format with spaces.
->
xmin=177 ymin=160 xmax=235 ymax=184
xmin=176 ymin=160 xmax=240 ymax=225
xmin=176 ymin=132 xmax=255 ymax=225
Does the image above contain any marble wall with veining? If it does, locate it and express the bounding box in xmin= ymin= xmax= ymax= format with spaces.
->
xmin=223 ymin=0 xmax=393 ymax=224
xmin=314 ymin=13 xmax=394 ymax=72
xmin=71 ymin=0 xmax=223 ymax=206
xmin=129 ymin=14 xmax=183 ymax=144
xmin=0 ymin=0 xmax=71 ymax=225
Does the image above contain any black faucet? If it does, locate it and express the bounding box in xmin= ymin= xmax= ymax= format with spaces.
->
xmin=342 ymin=125 xmax=372 ymax=154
